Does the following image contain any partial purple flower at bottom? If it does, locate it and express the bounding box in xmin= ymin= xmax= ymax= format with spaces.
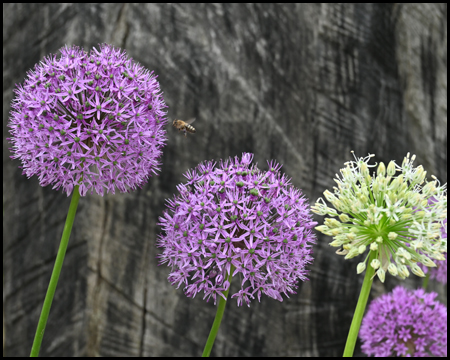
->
xmin=360 ymin=286 xmax=447 ymax=357
xmin=157 ymin=153 xmax=317 ymax=306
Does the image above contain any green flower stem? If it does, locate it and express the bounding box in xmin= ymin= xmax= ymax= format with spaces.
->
xmin=202 ymin=265 xmax=235 ymax=357
xmin=343 ymin=251 xmax=376 ymax=357
xmin=422 ymin=272 xmax=430 ymax=290
xmin=30 ymin=185 xmax=81 ymax=357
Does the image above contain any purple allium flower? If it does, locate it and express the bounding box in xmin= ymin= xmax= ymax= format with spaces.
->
xmin=157 ymin=153 xmax=317 ymax=306
xmin=360 ymin=286 xmax=447 ymax=357
xmin=7 ymin=44 xmax=167 ymax=196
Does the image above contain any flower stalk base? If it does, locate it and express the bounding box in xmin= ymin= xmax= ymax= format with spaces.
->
xmin=202 ymin=265 xmax=235 ymax=357
xmin=30 ymin=185 xmax=81 ymax=357
xmin=343 ymin=251 xmax=376 ymax=357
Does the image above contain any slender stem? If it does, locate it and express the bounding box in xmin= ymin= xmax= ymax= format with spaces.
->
xmin=422 ymin=272 xmax=430 ymax=290
xmin=202 ymin=265 xmax=235 ymax=357
xmin=30 ymin=186 xmax=81 ymax=357
xmin=343 ymin=251 xmax=376 ymax=357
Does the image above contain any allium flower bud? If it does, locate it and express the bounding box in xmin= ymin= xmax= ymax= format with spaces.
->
xmin=360 ymin=286 xmax=447 ymax=357
xmin=7 ymin=44 xmax=167 ymax=196
xmin=388 ymin=232 xmax=398 ymax=240
xmin=376 ymin=268 xmax=385 ymax=282
xmin=387 ymin=160 xmax=396 ymax=176
xmin=357 ymin=262 xmax=366 ymax=274
xmin=370 ymin=259 xmax=381 ymax=270
xmin=410 ymin=263 xmax=425 ymax=277
xmin=387 ymin=263 xmax=398 ymax=276
xmin=312 ymin=152 xmax=447 ymax=281
xmin=345 ymin=246 xmax=360 ymax=259
xmin=158 ymin=153 xmax=317 ymax=306
xmin=377 ymin=162 xmax=386 ymax=176
xmin=398 ymin=264 xmax=409 ymax=278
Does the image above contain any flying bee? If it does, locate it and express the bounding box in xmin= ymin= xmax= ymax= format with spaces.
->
xmin=172 ymin=118 xmax=196 ymax=137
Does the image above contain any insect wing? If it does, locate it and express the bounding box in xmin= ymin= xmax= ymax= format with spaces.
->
xmin=185 ymin=118 xmax=196 ymax=125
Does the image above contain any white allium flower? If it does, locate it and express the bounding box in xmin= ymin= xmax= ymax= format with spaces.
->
xmin=312 ymin=152 xmax=447 ymax=282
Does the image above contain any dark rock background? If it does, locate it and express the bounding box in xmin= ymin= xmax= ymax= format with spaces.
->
xmin=3 ymin=3 xmax=447 ymax=356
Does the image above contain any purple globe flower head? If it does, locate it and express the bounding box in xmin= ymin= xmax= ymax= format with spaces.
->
xmin=360 ymin=286 xmax=447 ymax=357
xmin=7 ymin=44 xmax=167 ymax=196
xmin=158 ymin=153 xmax=317 ymax=306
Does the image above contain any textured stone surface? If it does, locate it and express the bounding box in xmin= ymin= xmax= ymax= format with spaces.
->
xmin=3 ymin=3 xmax=447 ymax=357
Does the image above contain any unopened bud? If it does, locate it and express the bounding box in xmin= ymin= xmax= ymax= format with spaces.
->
xmin=315 ymin=225 xmax=329 ymax=233
xmin=387 ymin=263 xmax=398 ymax=276
xmin=413 ymin=166 xmax=426 ymax=184
xmin=377 ymin=162 xmax=386 ymax=177
xmin=324 ymin=190 xmax=336 ymax=202
xmin=345 ymin=247 xmax=360 ymax=259
xmin=325 ymin=218 xmax=340 ymax=228
xmin=357 ymin=262 xmax=366 ymax=274
xmin=387 ymin=161 xmax=396 ymax=176
xmin=410 ymin=263 xmax=425 ymax=277
xmin=358 ymin=245 xmax=366 ymax=254
xmin=398 ymin=264 xmax=409 ymax=278
xmin=330 ymin=228 xmax=341 ymax=236
xmin=388 ymin=232 xmax=398 ymax=241
xmin=370 ymin=258 xmax=381 ymax=270
xmin=329 ymin=239 xmax=343 ymax=247
xmin=420 ymin=257 xmax=436 ymax=268
xmin=376 ymin=268 xmax=386 ymax=283
xmin=360 ymin=162 xmax=369 ymax=177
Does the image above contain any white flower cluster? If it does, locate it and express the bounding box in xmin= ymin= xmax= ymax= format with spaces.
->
xmin=312 ymin=152 xmax=447 ymax=282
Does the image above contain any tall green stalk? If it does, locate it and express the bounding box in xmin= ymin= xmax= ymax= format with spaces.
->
xmin=30 ymin=185 xmax=81 ymax=357
xmin=343 ymin=251 xmax=376 ymax=357
xmin=202 ymin=265 xmax=235 ymax=357
xmin=422 ymin=272 xmax=430 ymax=290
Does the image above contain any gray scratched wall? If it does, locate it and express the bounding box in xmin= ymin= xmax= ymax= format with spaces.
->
xmin=3 ymin=3 xmax=447 ymax=357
